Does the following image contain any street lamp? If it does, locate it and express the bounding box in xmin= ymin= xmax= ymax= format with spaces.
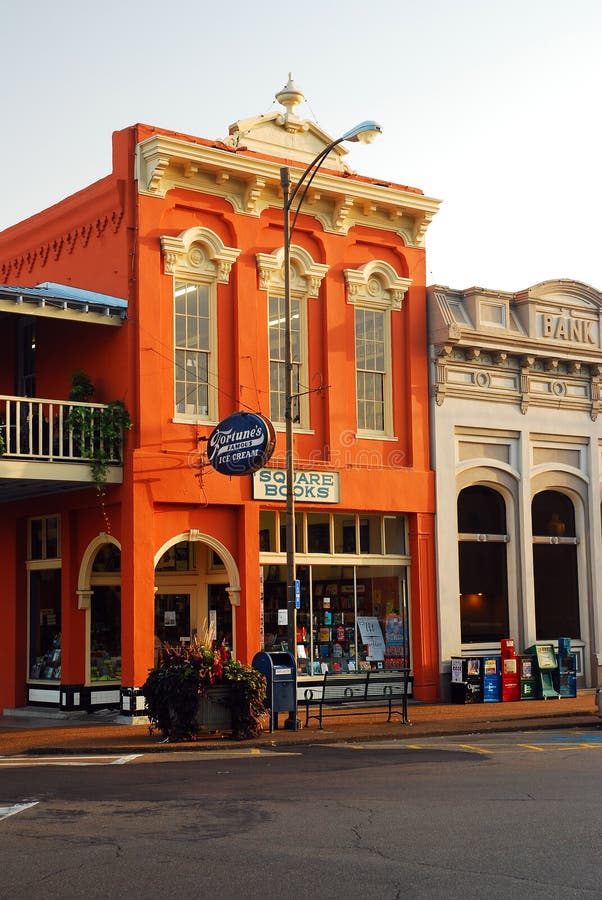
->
xmin=280 ymin=120 xmax=382 ymax=727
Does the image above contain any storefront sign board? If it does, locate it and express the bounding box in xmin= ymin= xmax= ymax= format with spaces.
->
xmin=208 ymin=412 xmax=275 ymax=476
xmin=252 ymin=468 xmax=340 ymax=503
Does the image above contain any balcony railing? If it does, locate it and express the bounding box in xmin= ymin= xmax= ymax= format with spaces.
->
xmin=0 ymin=395 xmax=124 ymax=466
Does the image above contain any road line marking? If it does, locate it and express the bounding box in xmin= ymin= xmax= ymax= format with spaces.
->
xmin=0 ymin=802 xmax=38 ymax=821
xmin=518 ymin=744 xmax=546 ymax=751
xmin=0 ymin=755 xmax=141 ymax=767
xmin=457 ymin=743 xmax=491 ymax=754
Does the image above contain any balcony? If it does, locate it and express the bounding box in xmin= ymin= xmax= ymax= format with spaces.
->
xmin=0 ymin=394 xmax=126 ymax=503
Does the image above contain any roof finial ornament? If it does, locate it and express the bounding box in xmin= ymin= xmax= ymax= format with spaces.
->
xmin=275 ymin=73 xmax=305 ymax=122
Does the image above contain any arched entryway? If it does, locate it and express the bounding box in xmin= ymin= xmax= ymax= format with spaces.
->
xmin=532 ymin=490 xmax=580 ymax=639
xmin=77 ymin=534 xmax=123 ymax=707
xmin=153 ymin=532 xmax=240 ymax=661
xmin=457 ymin=485 xmax=509 ymax=643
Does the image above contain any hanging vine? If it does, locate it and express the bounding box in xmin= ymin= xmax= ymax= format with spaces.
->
xmin=65 ymin=371 xmax=133 ymax=487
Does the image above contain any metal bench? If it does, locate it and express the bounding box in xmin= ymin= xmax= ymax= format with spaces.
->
xmin=302 ymin=669 xmax=412 ymax=728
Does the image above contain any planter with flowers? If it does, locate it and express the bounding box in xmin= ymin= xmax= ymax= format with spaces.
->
xmin=142 ymin=636 xmax=267 ymax=742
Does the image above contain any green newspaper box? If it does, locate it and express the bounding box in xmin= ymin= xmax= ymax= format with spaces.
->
xmin=524 ymin=643 xmax=559 ymax=699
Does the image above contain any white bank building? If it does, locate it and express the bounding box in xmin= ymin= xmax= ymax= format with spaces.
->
xmin=428 ymin=279 xmax=602 ymax=695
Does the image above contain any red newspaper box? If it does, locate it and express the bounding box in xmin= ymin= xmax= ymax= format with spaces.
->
xmin=500 ymin=639 xmax=520 ymax=701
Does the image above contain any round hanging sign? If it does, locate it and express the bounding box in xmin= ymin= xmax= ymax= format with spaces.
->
xmin=207 ymin=411 xmax=275 ymax=476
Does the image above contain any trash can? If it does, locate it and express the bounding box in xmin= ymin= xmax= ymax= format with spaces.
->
xmin=252 ymin=650 xmax=297 ymax=731
xmin=450 ymin=657 xmax=483 ymax=704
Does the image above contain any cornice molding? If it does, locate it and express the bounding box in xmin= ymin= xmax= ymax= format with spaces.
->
xmin=136 ymin=134 xmax=440 ymax=247
xmin=0 ymin=210 xmax=124 ymax=285
xmin=344 ymin=260 xmax=412 ymax=311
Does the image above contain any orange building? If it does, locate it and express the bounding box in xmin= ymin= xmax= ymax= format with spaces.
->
xmin=0 ymin=79 xmax=441 ymax=717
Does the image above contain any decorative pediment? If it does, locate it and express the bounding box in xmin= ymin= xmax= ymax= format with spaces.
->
xmin=521 ymin=279 xmax=602 ymax=310
xmin=161 ymin=226 xmax=240 ymax=283
xmin=256 ymin=246 xmax=328 ymax=297
xmin=344 ymin=260 xmax=412 ymax=311
xmin=226 ymin=74 xmax=352 ymax=173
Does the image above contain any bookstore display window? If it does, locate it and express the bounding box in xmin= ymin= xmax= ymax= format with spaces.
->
xmin=90 ymin=587 xmax=122 ymax=682
xmin=28 ymin=516 xmax=62 ymax=681
xmin=259 ymin=510 xmax=406 ymax=556
xmin=90 ymin=544 xmax=122 ymax=683
xmin=261 ymin=563 xmax=409 ymax=676
xmin=28 ymin=569 xmax=62 ymax=680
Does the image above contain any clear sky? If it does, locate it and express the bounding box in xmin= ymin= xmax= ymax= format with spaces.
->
xmin=1 ymin=0 xmax=600 ymax=292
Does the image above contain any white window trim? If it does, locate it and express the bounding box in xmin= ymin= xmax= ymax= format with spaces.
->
xmin=257 ymin=245 xmax=328 ymax=430
xmin=345 ymin=261 xmax=411 ymax=438
xmin=161 ymin=226 xmax=241 ymax=423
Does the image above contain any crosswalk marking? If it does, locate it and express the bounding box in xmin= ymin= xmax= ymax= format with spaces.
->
xmin=0 ymin=754 xmax=141 ymax=768
xmin=0 ymin=802 xmax=38 ymax=821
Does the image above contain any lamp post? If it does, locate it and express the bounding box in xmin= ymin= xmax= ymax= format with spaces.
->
xmin=280 ymin=121 xmax=382 ymax=727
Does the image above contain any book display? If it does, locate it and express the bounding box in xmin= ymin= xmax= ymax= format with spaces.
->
xmin=29 ymin=633 xmax=61 ymax=681
xmin=262 ymin=568 xmax=409 ymax=676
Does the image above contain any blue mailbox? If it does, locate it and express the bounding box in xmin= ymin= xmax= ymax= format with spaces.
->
xmin=252 ymin=650 xmax=297 ymax=731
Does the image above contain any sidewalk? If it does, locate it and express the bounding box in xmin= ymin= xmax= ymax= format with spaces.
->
xmin=0 ymin=690 xmax=599 ymax=756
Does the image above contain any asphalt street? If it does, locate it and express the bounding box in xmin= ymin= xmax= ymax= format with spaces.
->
xmin=1 ymin=730 xmax=601 ymax=900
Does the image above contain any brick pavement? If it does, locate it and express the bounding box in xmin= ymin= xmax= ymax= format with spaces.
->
xmin=0 ymin=690 xmax=598 ymax=756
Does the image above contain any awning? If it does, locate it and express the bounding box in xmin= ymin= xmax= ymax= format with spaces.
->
xmin=0 ymin=281 xmax=127 ymax=325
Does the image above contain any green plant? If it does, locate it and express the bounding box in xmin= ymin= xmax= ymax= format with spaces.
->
xmin=65 ymin=372 xmax=132 ymax=484
xmin=68 ymin=369 xmax=95 ymax=402
xmin=142 ymin=635 xmax=267 ymax=742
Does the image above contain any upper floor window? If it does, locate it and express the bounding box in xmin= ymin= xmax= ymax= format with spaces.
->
xmin=355 ymin=307 xmax=386 ymax=431
xmin=345 ymin=261 xmax=411 ymax=438
xmin=257 ymin=246 xmax=328 ymax=430
xmin=161 ymin=226 xmax=240 ymax=423
xmin=268 ymin=294 xmax=301 ymax=424
xmin=174 ymin=281 xmax=212 ymax=418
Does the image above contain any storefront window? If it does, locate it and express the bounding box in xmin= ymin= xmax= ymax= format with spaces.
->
xmin=90 ymin=586 xmax=122 ymax=682
xmin=334 ymin=515 xmax=356 ymax=553
xmin=458 ymin=485 xmax=509 ymax=643
xmin=384 ymin=516 xmax=405 ymax=555
xmin=279 ymin=511 xmax=303 ymax=553
xmin=89 ymin=543 xmax=122 ymax=682
xmin=28 ymin=569 xmax=61 ymax=680
xmin=259 ymin=510 xmax=277 ymax=552
xmin=307 ymin=513 xmax=331 ymax=553
xmin=28 ymin=516 xmax=61 ymax=681
xmin=532 ymin=490 xmax=580 ymax=639
xmin=261 ymin=563 xmax=409 ymax=676
xmin=360 ymin=516 xmax=382 ymax=554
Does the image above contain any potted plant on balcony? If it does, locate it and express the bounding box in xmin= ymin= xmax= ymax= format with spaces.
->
xmin=65 ymin=370 xmax=132 ymax=484
xmin=142 ymin=634 xmax=267 ymax=742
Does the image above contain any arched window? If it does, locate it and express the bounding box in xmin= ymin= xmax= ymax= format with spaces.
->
xmin=457 ymin=486 xmax=509 ymax=643
xmin=90 ymin=543 xmax=121 ymax=683
xmin=532 ymin=490 xmax=580 ymax=639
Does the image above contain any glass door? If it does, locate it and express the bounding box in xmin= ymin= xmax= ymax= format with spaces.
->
xmin=208 ymin=585 xmax=232 ymax=650
xmin=154 ymin=593 xmax=191 ymax=664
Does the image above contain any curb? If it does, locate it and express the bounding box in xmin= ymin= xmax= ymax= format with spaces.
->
xmin=11 ymin=711 xmax=600 ymax=757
